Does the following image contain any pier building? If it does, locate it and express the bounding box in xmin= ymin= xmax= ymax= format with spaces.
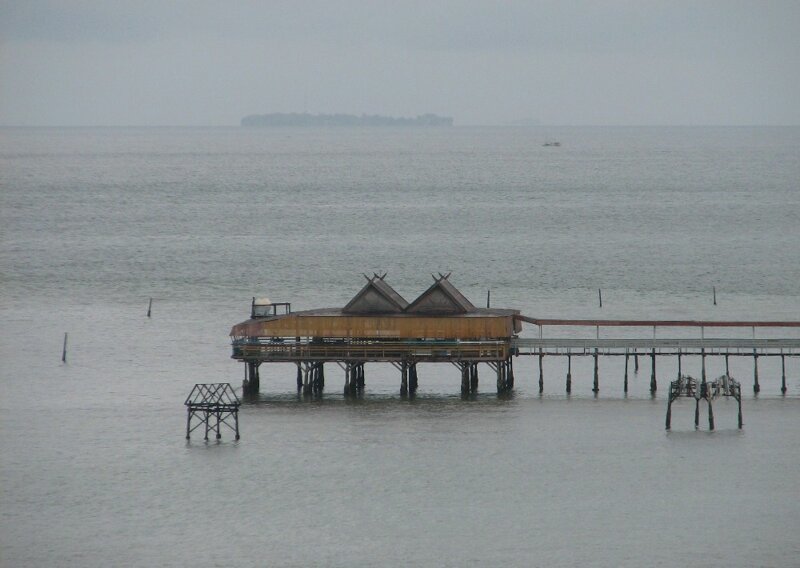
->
xmin=232 ymin=274 xmax=520 ymax=395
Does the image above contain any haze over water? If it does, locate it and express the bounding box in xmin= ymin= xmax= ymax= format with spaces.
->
xmin=1 ymin=126 xmax=799 ymax=567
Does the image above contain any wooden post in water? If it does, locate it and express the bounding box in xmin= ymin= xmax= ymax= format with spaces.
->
xmin=61 ymin=332 xmax=68 ymax=363
xmin=707 ymin=398 xmax=715 ymax=431
xmin=566 ymin=354 xmax=572 ymax=393
xmin=701 ymin=348 xmax=706 ymax=382
xmin=592 ymin=349 xmax=599 ymax=393
xmin=598 ymin=289 xmax=602 ymax=308
xmin=302 ymin=364 xmax=311 ymax=396
xmin=623 ymin=350 xmax=629 ymax=393
xmin=147 ymin=297 xmax=153 ymax=317
xmin=650 ymin=349 xmax=657 ymax=393
xmin=694 ymin=397 xmax=700 ymax=428
xmin=677 ymin=350 xmax=682 ymax=378
xmin=753 ymin=353 xmax=760 ymax=394
xmin=725 ymin=354 xmax=730 ymax=377
xmin=486 ymin=290 xmax=490 ymax=308
xmin=781 ymin=354 xmax=787 ymax=394
xmin=538 ymin=350 xmax=544 ymax=394
xmin=400 ymin=361 xmax=408 ymax=396
xmin=297 ymin=363 xmax=303 ymax=392
xmin=634 ymin=352 xmax=639 ymax=372
xmin=713 ymin=286 xmax=717 ymax=306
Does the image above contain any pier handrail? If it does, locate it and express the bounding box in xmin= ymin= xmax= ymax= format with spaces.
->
xmin=511 ymin=337 xmax=800 ymax=350
xmin=515 ymin=316 xmax=800 ymax=327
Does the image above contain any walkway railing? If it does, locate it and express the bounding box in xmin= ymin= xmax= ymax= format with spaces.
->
xmin=232 ymin=338 xmax=510 ymax=362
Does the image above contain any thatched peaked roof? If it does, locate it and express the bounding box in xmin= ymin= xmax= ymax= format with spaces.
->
xmin=406 ymin=274 xmax=476 ymax=315
xmin=342 ymin=273 xmax=409 ymax=314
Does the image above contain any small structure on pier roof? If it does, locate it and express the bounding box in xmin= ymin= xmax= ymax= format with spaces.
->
xmin=406 ymin=273 xmax=476 ymax=315
xmin=343 ymin=273 xmax=409 ymax=314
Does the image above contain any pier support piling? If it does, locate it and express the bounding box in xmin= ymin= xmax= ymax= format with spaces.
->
xmin=538 ymin=351 xmax=544 ymax=394
xmin=650 ymin=349 xmax=657 ymax=393
xmin=309 ymin=362 xmax=324 ymax=394
xmin=566 ymin=354 xmax=572 ymax=393
xmin=701 ymin=349 xmax=706 ymax=382
xmin=707 ymin=399 xmax=715 ymax=431
xmin=592 ymin=349 xmax=599 ymax=393
xmin=495 ymin=359 xmax=514 ymax=394
xmin=694 ymin=397 xmax=700 ymax=428
xmin=781 ymin=354 xmax=787 ymax=394
xmin=346 ymin=363 xmax=365 ymax=396
xmin=634 ymin=353 xmax=639 ymax=373
xmin=302 ymin=364 xmax=311 ymax=396
xmin=623 ymin=351 xmax=628 ymax=394
xmin=753 ymin=354 xmax=760 ymax=394
xmin=243 ymin=362 xmax=260 ymax=395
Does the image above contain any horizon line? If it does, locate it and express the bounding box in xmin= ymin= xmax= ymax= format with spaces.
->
xmin=2 ymin=123 xmax=799 ymax=128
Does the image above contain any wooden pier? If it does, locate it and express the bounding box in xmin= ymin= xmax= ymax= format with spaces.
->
xmin=231 ymin=275 xmax=799 ymax=398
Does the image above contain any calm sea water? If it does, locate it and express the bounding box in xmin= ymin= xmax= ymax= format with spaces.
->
xmin=1 ymin=126 xmax=799 ymax=567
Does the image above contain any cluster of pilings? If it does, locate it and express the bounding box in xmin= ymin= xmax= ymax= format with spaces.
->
xmin=399 ymin=361 xmax=419 ymax=397
xmin=297 ymin=362 xmax=325 ymax=396
xmin=344 ymin=362 xmax=366 ymax=396
xmin=493 ymin=358 xmax=514 ymax=393
xmin=242 ymin=361 xmax=260 ymax=395
xmin=666 ymin=374 xmax=742 ymax=430
xmin=460 ymin=362 xmax=479 ymax=394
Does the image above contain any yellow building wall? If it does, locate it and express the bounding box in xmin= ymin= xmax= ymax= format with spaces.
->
xmin=231 ymin=314 xmax=518 ymax=340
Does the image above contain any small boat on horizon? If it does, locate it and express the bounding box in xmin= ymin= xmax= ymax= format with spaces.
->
xmin=543 ymin=141 xmax=561 ymax=147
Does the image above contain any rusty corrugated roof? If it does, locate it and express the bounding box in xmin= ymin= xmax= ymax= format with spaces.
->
xmin=342 ymin=274 xmax=409 ymax=314
xmin=406 ymin=274 xmax=476 ymax=314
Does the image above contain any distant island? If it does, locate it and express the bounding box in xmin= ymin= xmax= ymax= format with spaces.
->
xmin=241 ymin=113 xmax=453 ymax=127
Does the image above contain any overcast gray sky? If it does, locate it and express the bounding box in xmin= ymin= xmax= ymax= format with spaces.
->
xmin=1 ymin=0 xmax=799 ymax=126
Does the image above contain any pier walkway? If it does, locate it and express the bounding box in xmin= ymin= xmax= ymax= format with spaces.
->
xmin=512 ymin=317 xmax=800 ymax=355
